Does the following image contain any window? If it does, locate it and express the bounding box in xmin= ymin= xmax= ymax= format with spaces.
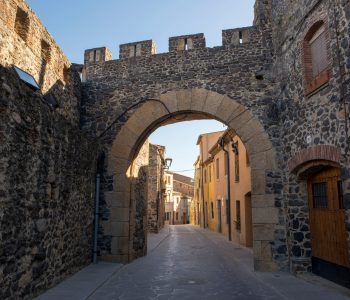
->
xmin=209 ymin=164 xmax=212 ymax=182
xmin=14 ymin=7 xmax=30 ymax=42
xmin=216 ymin=158 xmax=220 ymax=180
xmin=312 ymin=182 xmax=327 ymax=208
xmin=246 ymin=150 xmax=250 ymax=166
xmin=224 ymin=152 xmax=228 ymax=176
xmin=303 ymin=21 xmax=329 ymax=94
xmin=236 ymin=200 xmax=241 ymax=231
xmin=211 ymin=202 xmax=214 ymax=219
xmin=233 ymin=142 xmax=239 ymax=182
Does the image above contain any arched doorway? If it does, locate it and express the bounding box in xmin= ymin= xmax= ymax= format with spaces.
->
xmin=289 ymin=145 xmax=350 ymax=287
xmin=102 ymin=89 xmax=283 ymax=271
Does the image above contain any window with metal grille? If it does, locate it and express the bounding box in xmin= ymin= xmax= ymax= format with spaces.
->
xmin=310 ymin=26 xmax=327 ymax=78
xmin=312 ymin=182 xmax=328 ymax=208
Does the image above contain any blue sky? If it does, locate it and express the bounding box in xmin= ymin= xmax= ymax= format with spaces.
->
xmin=27 ymin=0 xmax=255 ymax=177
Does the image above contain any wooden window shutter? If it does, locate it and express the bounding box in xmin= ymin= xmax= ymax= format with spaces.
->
xmin=310 ymin=26 xmax=327 ymax=78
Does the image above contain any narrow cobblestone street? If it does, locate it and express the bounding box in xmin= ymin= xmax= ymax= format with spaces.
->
xmin=77 ymin=225 xmax=349 ymax=300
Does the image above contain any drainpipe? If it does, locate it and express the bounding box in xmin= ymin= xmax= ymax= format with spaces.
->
xmin=219 ymin=138 xmax=232 ymax=241
xmin=93 ymin=173 xmax=101 ymax=264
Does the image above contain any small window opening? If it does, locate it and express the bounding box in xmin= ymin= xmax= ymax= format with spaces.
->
xmin=184 ymin=38 xmax=188 ymax=50
xmin=134 ymin=45 xmax=137 ymax=57
xmin=233 ymin=142 xmax=239 ymax=182
xmin=255 ymin=74 xmax=264 ymax=80
xmin=14 ymin=7 xmax=30 ymax=42
xmin=41 ymin=40 xmax=51 ymax=63
xmin=312 ymin=182 xmax=328 ymax=208
xmin=216 ymin=158 xmax=220 ymax=180
xmin=239 ymin=31 xmax=243 ymax=44
xmin=211 ymin=202 xmax=214 ymax=219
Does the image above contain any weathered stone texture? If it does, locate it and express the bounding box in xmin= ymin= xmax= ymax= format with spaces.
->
xmin=0 ymin=0 xmax=81 ymax=123
xmin=81 ymin=5 xmax=285 ymax=271
xmin=2 ymin=0 xmax=350 ymax=297
xmin=130 ymin=140 xmax=150 ymax=260
xmin=0 ymin=66 xmax=98 ymax=299
xmin=270 ymin=0 xmax=350 ymax=272
xmin=147 ymin=144 xmax=165 ymax=233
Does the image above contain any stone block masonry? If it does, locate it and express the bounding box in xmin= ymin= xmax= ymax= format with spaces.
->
xmin=0 ymin=65 xmax=99 ymax=299
xmin=0 ymin=0 xmax=81 ymax=124
xmin=2 ymin=0 xmax=350 ymax=297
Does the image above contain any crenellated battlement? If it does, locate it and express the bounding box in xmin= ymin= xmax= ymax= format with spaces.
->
xmin=119 ymin=40 xmax=156 ymax=59
xmin=222 ymin=26 xmax=253 ymax=46
xmin=84 ymin=47 xmax=112 ymax=64
xmin=169 ymin=33 xmax=206 ymax=52
xmin=84 ymin=26 xmax=264 ymax=64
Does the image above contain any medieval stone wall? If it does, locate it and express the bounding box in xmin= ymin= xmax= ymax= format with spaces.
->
xmin=0 ymin=0 xmax=81 ymax=123
xmin=270 ymin=0 xmax=350 ymax=272
xmin=147 ymin=144 xmax=165 ymax=233
xmin=129 ymin=140 xmax=150 ymax=260
xmin=0 ymin=66 xmax=98 ymax=299
xmin=81 ymin=14 xmax=290 ymax=270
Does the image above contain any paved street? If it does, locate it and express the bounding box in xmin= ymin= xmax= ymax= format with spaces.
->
xmin=38 ymin=225 xmax=350 ymax=300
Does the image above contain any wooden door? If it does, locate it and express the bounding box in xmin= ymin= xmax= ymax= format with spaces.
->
xmin=307 ymin=167 xmax=349 ymax=267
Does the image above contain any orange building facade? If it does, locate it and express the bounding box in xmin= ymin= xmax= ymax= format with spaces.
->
xmin=192 ymin=129 xmax=252 ymax=247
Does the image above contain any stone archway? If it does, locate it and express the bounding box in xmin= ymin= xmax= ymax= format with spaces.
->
xmin=103 ymin=88 xmax=281 ymax=271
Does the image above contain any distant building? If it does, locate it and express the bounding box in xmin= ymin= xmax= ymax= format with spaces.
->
xmin=164 ymin=172 xmax=194 ymax=225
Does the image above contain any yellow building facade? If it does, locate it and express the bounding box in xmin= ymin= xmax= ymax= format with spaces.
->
xmin=193 ymin=129 xmax=252 ymax=247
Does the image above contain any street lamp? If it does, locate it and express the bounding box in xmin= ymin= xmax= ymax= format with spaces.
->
xmin=164 ymin=158 xmax=172 ymax=170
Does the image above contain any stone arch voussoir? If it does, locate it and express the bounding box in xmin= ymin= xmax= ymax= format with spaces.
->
xmin=103 ymin=88 xmax=281 ymax=271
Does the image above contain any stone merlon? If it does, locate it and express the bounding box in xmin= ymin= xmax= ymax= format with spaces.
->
xmin=119 ymin=40 xmax=157 ymax=59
